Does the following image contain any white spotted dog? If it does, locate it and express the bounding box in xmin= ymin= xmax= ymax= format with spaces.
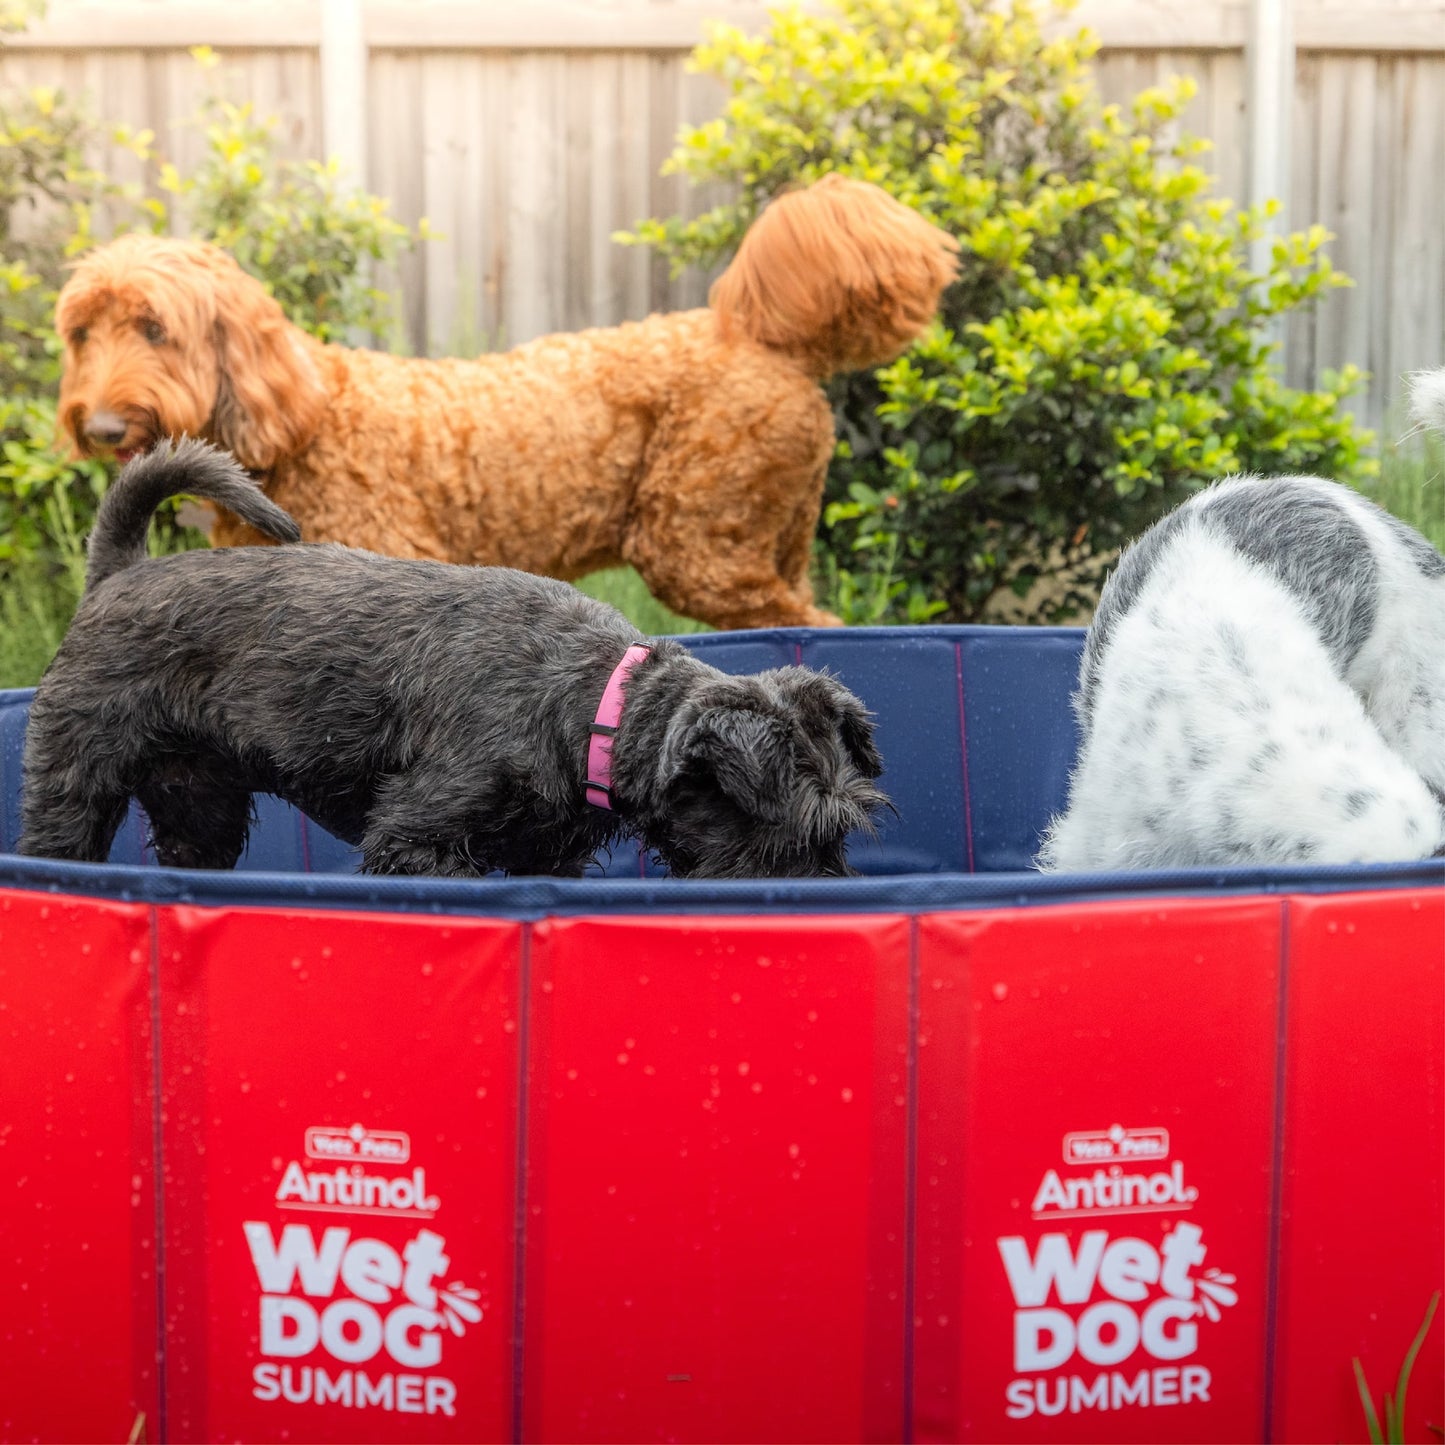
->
xmin=1038 ymin=367 xmax=1445 ymax=872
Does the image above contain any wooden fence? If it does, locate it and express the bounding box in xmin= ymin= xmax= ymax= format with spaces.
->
xmin=4 ymin=0 xmax=1443 ymax=435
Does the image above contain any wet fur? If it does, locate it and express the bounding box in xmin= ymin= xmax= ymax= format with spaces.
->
xmin=19 ymin=442 xmax=888 ymax=879
xmin=1039 ymin=385 xmax=1445 ymax=872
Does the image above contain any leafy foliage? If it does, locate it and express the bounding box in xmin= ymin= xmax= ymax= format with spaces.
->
xmin=0 ymin=16 xmax=142 ymax=577
xmin=626 ymin=0 xmax=1375 ymax=622
xmin=0 ymin=11 xmax=422 ymax=682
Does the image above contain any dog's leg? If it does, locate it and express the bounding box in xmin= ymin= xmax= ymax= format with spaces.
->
xmin=625 ymin=463 xmax=842 ymax=630
xmin=773 ymin=477 xmax=844 ymax=627
xmin=626 ymin=387 xmax=843 ymax=630
xmin=360 ymin=829 xmax=490 ymax=878
xmin=18 ymin=777 xmax=130 ymax=863
xmin=134 ymin=759 xmax=254 ymax=870
xmin=359 ymin=777 xmax=494 ymax=878
xmin=359 ymin=769 xmax=609 ymax=878
xmin=360 ymin=819 xmax=603 ymax=878
xmin=485 ymin=824 xmax=604 ymax=879
xmin=18 ymin=714 xmax=134 ymax=862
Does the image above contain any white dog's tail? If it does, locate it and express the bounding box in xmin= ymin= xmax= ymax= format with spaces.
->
xmin=708 ymin=174 xmax=959 ymax=380
xmin=85 ymin=438 xmax=300 ymax=594
xmin=1408 ymin=366 xmax=1445 ymax=436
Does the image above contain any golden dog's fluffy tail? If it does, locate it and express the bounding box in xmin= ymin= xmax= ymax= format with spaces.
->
xmin=708 ymin=175 xmax=959 ymax=379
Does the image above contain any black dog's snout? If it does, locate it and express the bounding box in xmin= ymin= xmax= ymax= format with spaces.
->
xmin=83 ymin=410 xmax=128 ymax=445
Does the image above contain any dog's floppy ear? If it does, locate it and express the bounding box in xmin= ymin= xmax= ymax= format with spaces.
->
xmin=208 ymin=261 xmax=327 ymax=470
xmin=838 ymin=694 xmax=884 ymax=780
xmin=790 ymin=670 xmax=884 ymax=780
xmin=682 ymin=707 xmax=795 ymax=823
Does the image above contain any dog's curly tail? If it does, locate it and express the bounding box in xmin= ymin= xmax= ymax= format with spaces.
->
xmin=707 ymin=174 xmax=960 ymax=380
xmin=85 ymin=437 xmax=301 ymax=594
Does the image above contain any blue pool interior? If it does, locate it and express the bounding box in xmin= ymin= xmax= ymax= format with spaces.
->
xmin=3 ymin=625 xmax=1439 ymax=913
xmin=0 ymin=627 xmax=1086 ymax=878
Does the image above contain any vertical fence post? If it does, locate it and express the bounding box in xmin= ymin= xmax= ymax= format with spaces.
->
xmin=320 ymin=0 xmax=368 ymax=186
xmin=320 ymin=0 xmax=371 ymax=345
xmin=1246 ymin=0 xmax=1295 ymax=359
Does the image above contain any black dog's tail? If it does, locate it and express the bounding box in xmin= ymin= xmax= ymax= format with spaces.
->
xmin=85 ymin=437 xmax=301 ymax=594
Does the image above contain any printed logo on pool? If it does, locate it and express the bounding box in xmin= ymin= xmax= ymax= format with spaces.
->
xmin=304 ymin=1122 xmax=412 ymax=1165
xmin=1000 ymin=1124 xmax=1238 ymax=1422
xmin=245 ymin=1123 xmax=481 ymax=1418
xmin=1061 ymin=1123 xmax=1170 ymax=1168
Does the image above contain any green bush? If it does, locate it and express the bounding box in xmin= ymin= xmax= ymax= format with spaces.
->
xmin=0 ymin=13 xmax=421 ymax=685
xmin=0 ymin=8 xmax=142 ymax=667
xmin=627 ymin=0 xmax=1375 ymax=623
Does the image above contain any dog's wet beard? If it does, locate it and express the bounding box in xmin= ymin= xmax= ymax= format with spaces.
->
xmin=650 ymin=771 xmax=885 ymax=879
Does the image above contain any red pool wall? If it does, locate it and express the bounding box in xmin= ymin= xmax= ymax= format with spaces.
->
xmin=1 ymin=886 xmax=1440 ymax=1444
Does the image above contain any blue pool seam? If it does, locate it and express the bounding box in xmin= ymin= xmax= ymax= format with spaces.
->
xmin=954 ymin=643 xmax=975 ymax=874
xmin=0 ymin=716 xmax=9 ymax=854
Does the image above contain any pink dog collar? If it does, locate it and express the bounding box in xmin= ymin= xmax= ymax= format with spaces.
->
xmin=586 ymin=645 xmax=651 ymax=810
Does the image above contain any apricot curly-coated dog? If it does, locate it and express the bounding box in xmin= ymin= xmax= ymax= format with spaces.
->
xmin=56 ymin=177 xmax=958 ymax=630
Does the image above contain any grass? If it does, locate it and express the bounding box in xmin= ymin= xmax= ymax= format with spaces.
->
xmin=1352 ymin=1290 xmax=1440 ymax=1445
xmin=0 ymin=549 xmax=81 ymax=690
xmin=0 ymin=484 xmax=206 ymax=690
xmin=1356 ymin=429 xmax=1445 ymax=552
xmin=0 ymin=479 xmax=91 ymax=691
xmin=572 ymin=565 xmax=709 ymax=636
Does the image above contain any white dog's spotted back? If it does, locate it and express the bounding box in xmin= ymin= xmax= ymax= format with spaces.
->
xmin=1039 ymin=371 xmax=1445 ymax=871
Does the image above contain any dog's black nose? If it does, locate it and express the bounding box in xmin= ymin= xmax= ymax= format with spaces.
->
xmin=83 ymin=410 xmax=128 ymax=445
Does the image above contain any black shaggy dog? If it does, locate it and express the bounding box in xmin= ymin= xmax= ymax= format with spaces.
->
xmin=19 ymin=441 xmax=888 ymax=878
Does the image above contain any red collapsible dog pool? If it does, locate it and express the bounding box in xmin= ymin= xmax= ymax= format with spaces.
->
xmin=1 ymin=626 xmax=1440 ymax=1444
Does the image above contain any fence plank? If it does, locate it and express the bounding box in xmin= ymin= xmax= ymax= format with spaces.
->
xmin=616 ymin=51 xmax=656 ymax=327
xmin=1370 ymin=56 xmax=1404 ymax=436
xmin=1383 ymin=55 xmax=1445 ymax=435
xmin=1312 ymin=56 xmax=1379 ymax=429
xmin=583 ymin=53 xmax=623 ymax=330
xmin=12 ymin=1 xmax=1445 ymax=53
xmin=365 ymin=48 xmax=425 ymax=350
xmin=1204 ymin=50 xmax=1247 ymax=206
xmin=1283 ymin=51 xmax=1315 ymax=398
xmin=480 ymin=53 xmax=513 ymax=348
xmin=505 ymin=53 xmax=568 ymax=348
